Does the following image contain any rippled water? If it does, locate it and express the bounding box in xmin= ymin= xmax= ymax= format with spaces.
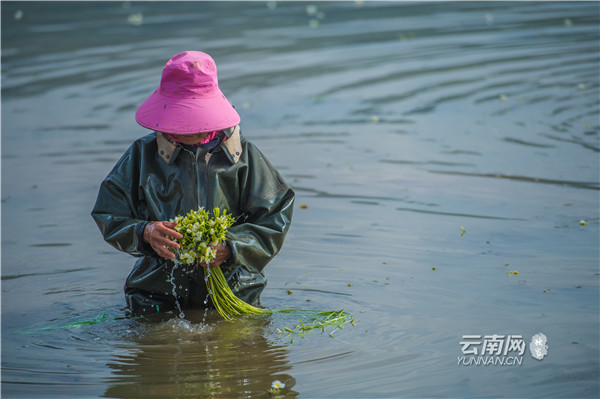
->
xmin=2 ymin=2 xmax=599 ymax=398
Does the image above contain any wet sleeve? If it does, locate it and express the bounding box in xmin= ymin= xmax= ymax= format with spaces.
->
xmin=135 ymin=221 xmax=154 ymax=255
xmin=225 ymin=146 xmax=295 ymax=273
xmin=91 ymin=148 xmax=153 ymax=257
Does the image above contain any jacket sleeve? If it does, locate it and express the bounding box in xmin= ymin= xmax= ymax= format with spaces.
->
xmin=91 ymin=145 xmax=152 ymax=257
xmin=225 ymin=144 xmax=295 ymax=273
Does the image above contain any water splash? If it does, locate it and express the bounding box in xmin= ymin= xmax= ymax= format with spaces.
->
xmin=168 ymin=263 xmax=186 ymax=319
xmin=163 ymin=317 xmax=211 ymax=336
xmin=203 ymin=265 xmax=212 ymax=323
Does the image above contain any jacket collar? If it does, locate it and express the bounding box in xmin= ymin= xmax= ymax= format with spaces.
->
xmin=156 ymin=125 xmax=242 ymax=165
xmin=223 ymin=125 xmax=243 ymax=164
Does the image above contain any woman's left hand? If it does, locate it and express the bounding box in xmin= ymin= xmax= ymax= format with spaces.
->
xmin=199 ymin=242 xmax=232 ymax=268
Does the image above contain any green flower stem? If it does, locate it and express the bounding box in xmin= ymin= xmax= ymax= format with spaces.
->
xmin=205 ymin=266 xmax=271 ymax=321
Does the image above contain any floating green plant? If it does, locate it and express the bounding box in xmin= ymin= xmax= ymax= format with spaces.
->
xmin=276 ymin=309 xmax=354 ymax=343
xmin=12 ymin=312 xmax=128 ymax=335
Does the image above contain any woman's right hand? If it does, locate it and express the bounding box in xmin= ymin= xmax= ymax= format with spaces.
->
xmin=143 ymin=221 xmax=183 ymax=259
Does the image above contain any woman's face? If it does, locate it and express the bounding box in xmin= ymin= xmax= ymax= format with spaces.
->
xmin=170 ymin=132 xmax=209 ymax=145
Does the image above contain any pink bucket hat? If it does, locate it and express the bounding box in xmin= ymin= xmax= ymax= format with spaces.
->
xmin=135 ymin=51 xmax=240 ymax=134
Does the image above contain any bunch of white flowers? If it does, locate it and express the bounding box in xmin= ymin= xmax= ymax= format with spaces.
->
xmin=170 ymin=207 xmax=236 ymax=265
xmin=170 ymin=207 xmax=271 ymax=320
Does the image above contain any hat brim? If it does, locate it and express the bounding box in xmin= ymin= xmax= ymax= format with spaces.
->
xmin=135 ymin=89 xmax=240 ymax=134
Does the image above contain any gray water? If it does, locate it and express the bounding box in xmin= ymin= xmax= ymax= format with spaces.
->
xmin=2 ymin=1 xmax=599 ymax=398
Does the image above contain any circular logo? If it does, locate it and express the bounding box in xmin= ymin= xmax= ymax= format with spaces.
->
xmin=529 ymin=333 xmax=548 ymax=360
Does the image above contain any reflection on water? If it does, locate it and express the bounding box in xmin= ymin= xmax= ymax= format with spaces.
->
xmin=104 ymin=313 xmax=296 ymax=398
xmin=2 ymin=1 xmax=598 ymax=398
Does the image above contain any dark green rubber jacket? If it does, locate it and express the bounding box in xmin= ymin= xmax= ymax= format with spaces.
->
xmin=91 ymin=126 xmax=294 ymax=315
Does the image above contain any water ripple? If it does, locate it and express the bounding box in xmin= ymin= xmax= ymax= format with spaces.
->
xmin=428 ymin=170 xmax=600 ymax=190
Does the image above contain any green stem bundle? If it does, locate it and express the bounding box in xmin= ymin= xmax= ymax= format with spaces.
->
xmin=204 ymin=266 xmax=271 ymax=321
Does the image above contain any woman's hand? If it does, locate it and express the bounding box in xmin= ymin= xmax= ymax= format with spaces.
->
xmin=143 ymin=221 xmax=183 ymax=259
xmin=199 ymin=242 xmax=232 ymax=268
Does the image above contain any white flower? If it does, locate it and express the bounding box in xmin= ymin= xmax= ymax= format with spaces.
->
xmin=180 ymin=252 xmax=195 ymax=264
xmin=271 ymin=380 xmax=285 ymax=389
xmin=205 ymin=246 xmax=216 ymax=260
